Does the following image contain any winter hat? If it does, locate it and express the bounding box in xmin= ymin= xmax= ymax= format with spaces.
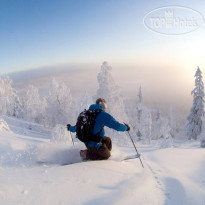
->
xmin=96 ymin=98 xmax=107 ymax=110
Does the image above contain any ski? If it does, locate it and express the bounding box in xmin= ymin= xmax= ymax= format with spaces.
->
xmin=122 ymin=153 xmax=141 ymax=161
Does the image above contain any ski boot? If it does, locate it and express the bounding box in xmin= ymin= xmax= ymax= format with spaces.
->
xmin=80 ymin=150 xmax=89 ymax=161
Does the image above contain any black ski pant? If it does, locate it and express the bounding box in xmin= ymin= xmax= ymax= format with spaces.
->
xmin=86 ymin=136 xmax=112 ymax=160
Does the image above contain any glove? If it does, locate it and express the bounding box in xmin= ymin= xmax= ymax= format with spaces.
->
xmin=67 ymin=124 xmax=71 ymax=131
xmin=124 ymin=123 xmax=130 ymax=132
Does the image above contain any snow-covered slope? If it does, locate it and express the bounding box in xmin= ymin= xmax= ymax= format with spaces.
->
xmin=0 ymin=117 xmax=205 ymax=205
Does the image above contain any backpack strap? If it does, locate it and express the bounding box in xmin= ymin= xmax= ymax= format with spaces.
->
xmin=88 ymin=109 xmax=103 ymax=142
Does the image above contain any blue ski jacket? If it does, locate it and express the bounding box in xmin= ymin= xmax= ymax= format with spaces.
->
xmin=69 ymin=104 xmax=128 ymax=148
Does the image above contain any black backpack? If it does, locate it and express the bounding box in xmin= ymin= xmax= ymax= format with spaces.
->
xmin=76 ymin=109 xmax=102 ymax=143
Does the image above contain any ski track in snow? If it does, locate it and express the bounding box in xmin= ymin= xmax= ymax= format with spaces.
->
xmin=144 ymin=158 xmax=187 ymax=205
xmin=1 ymin=118 xmax=205 ymax=205
xmin=143 ymin=147 xmax=205 ymax=205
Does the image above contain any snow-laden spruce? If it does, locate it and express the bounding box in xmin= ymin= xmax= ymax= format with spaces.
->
xmin=45 ymin=78 xmax=74 ymax=127
xmin=96 ymin=62 xmax=129 ymax=123
xmin=201 ymin=136 xmax=205 ymax=148
xmin=0 ymin=118 xmax=11 ymax=132
xmin=75 ymin=91 xmax=93 ymax=117
xmin=0 ymin=76 xmax=21 ymax=117
xmin=128 ymin=86 xmax=152 ymax=144
xmin=21 ymin=84 xmax=47 ymax=124
xmin=152 ymin=109 xmax=172 ymax=141
xmin=51 ymin=124 xmax=73 ymax=144
xmin=95 ymin=61 xmax=130 ymax=146
xmin=187 ymin=67 xmax=204 ymax=140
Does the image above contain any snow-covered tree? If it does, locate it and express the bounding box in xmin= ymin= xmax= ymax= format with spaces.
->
xmin=0 ymin=76 xmax=22 ymax=117
xmin=0 ymin=118 xmax=11 ymax=132
xmin=46 ymin=78 xmax=74 ymax=127
xmin=201 ymin=136 xmax=205 ymax=148
xmin=167 ymin=105 xmax=177 ymax=138
xmin=136 ymin=129 xmax=142 ymax=141
xmin=0 ymin=76 xmax=13 ymax=102
xmin=95 ymin=62 xmax=129 ymax=145
xmin=151 ymin=109 xmax=161 ymax=140
xmin=75 ymin=91 xmax=93 ymax=117
xmin=158 ymin=136 xmax=173 ymax=149
xmin=96 ymin=62 xmax=128 ymax=122
xmin=138 ymin=85 xmax=143 ymax=104
xmin=187 ymin=67 xmax=204 ymax=140
xmin=21 ymin=84 xmax=47 ymax=123
xmin=130 ymin=86 xmax=152 ymax=144
xmin=51 ymin=124 xmax=73 ymax=144
xmin=150 ymin=108 xmax=172 ymax=149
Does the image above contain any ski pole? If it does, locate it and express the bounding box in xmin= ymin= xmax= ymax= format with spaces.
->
xmin=66 ymin=125 xmax=75 ymax=147
xmin=70 ymin=131 xmax=75 ymax=147
xmin=127 ymin=130 xmax=144 ymax=168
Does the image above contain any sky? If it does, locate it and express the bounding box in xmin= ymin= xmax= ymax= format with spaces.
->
xmin=1 ymin=0 xmax=205 ymax=114
xmin=0 ymin=0 xmax=205 ymax=74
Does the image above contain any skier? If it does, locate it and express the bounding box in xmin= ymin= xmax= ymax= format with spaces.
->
xmin=67 ymin=98 xmax=130 ymax=161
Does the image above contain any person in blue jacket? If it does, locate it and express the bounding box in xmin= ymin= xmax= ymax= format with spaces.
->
xmin=67 ymin=98 xmax=130 ymax=161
